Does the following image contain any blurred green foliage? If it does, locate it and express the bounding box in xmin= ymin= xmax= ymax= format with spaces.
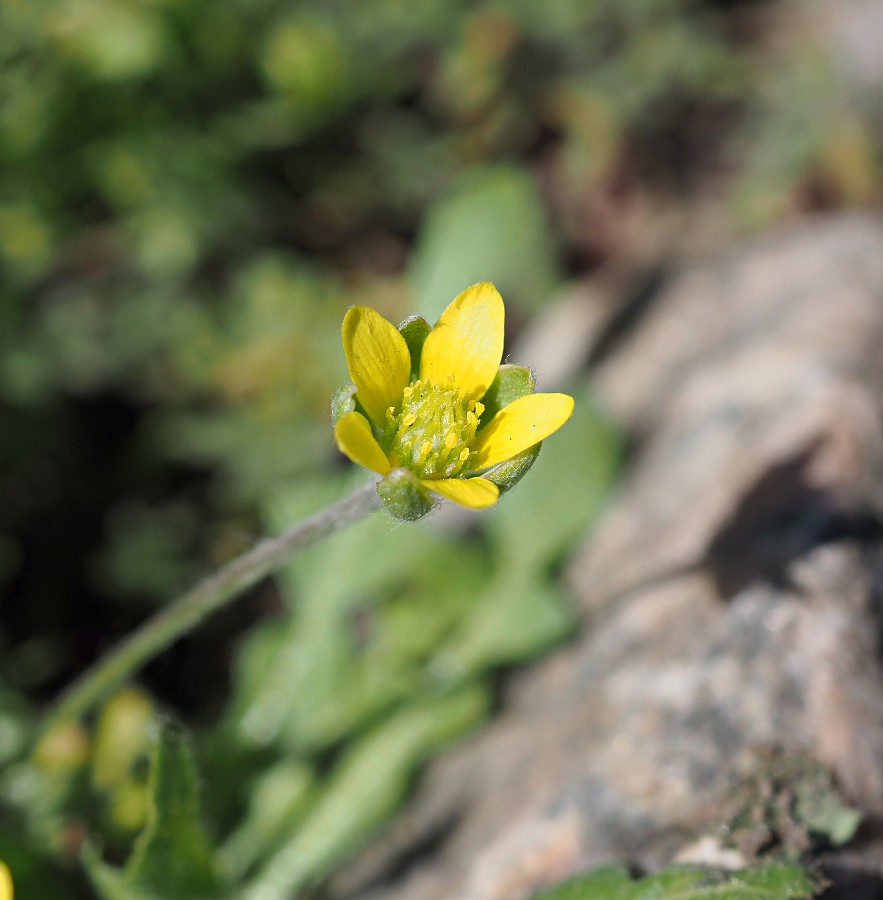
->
xmin=0 ymin=0 xmax=880 ymax=896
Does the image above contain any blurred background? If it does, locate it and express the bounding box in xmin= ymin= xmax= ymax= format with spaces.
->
xmin=1 ymin=0 xmax=881 ymax=896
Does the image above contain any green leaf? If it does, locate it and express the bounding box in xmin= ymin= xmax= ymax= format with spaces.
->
xmin=220 ymin=761 xmax=315 ymax=880
xmin=534 ymin=866 xmax=631 ymax=899
xmin=409 ymin=165 xmax=559 ymax=322
xmin=531 ymin=862 xmax=820 ymax=900
xmin=83 ymin=720 xmax=225 ymax=900
xmin=243 ymin=687 xmax=488 ymax=899
xmin=432 ymin=574 xmax=574 ymax=679
xmin=227 ymin=474 xmax=489 ymax=753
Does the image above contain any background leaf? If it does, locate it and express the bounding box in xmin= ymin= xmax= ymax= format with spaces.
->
xmin=409 ymin=165 xmax=559 ymax=321
xmin=83 ymin=720 xmax=225 ymax=900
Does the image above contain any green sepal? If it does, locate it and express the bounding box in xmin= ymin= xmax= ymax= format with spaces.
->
xmin=479 ymin=364 xmax=536 ymax=427
xmin=398 ymin=316 xmax=431 ymax=380
xmin=331 ymin=383 xmax=358 ymax=426
xmin=376 ymin=468 xmax=435 ymax=522
xmin=482 ymin=442 xmax=541 ymax=494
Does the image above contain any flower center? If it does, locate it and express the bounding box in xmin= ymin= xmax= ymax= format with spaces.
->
xmin=383 ymin=379 xmax=484 ymax=479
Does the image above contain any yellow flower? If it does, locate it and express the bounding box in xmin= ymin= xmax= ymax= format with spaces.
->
xmin=0 ymin=861 xmax=12 ymax=900
xmin=333 ymin=282 xmax=574 ymax=518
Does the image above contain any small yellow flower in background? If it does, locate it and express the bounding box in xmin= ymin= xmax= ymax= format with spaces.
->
xmin=0 ymin=860 xmax=12 ymax=900
xmin=333 ymin=282 xmax=574 ymax=520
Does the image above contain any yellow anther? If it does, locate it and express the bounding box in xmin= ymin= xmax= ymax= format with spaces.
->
xmin=474 ymin=401 xmax=485 ymax=417
xmin=386 ymin=406 xmax=395 ymax=419
xmin=387 ymin=379 xmax=477 ymax=478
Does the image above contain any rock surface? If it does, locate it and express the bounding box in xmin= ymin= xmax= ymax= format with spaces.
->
xmin=331 ymin=215 xmax=883 ymax=900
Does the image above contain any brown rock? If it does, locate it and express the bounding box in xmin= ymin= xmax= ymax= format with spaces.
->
xmin=332 ymin=215 xmax=883 ymax=900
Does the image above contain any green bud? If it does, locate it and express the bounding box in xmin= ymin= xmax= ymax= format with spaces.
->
xmin=480 ymin=364 xmax=536 ymax=425
xmin=483 ymin=443 xmax=541 ymax=494
xmin=376 ymin=468 xmax=435 ymax=521
xmin=398 ymin=315 xmax=431 ymax=380
xmin=331 ymin=382 xmax=358 ymax=425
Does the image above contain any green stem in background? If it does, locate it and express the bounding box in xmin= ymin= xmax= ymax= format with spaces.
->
xmin=38 ymin=481 xmax=380 ymax=743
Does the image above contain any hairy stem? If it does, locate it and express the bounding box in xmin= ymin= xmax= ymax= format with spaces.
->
xmin=39 ymin=481 xmax=379 ymax=741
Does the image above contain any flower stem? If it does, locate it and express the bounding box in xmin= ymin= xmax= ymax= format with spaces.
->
xmin=38 ymin=481 xmax=379 ymax=741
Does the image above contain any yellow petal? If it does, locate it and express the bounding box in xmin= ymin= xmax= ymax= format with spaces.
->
xmin=472 ymin=393 xmax=574 ymax=470
xmin=424 ymin=476 xmax=499 ymax=509
xmin=342 ymin=306 xmax=411 ymax=423
xmin=420 ymin=282 xmax=504 ymax=403
xmin=0 ymin=861 xmax=11 ymax=900
xmin=334 ymin=411 xmax=391 ymax=475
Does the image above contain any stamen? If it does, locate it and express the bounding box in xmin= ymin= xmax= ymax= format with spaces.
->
xmin=414 ymin=440 xmax=433 ymax=471
xmin=385 ymin=380 xmax=481 ymax=478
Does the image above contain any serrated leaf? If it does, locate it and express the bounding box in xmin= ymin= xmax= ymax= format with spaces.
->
xmin=83 ymin=720 xmax=225 ymax=900
xmin=531 ymin=862 xmax=820 ymax=900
